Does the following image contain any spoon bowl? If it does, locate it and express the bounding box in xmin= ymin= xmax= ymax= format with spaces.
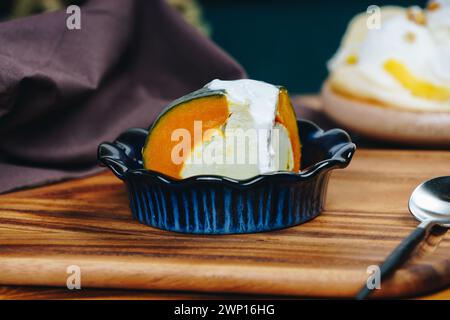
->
xmin=409 ymin=176 xmax=450 ymax=227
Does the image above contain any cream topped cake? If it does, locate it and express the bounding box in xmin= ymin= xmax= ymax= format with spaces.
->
xmin=142 ymin=79 xmax=301 ymax=180
xmin=327 ymin=0 xmax=450 ymax=111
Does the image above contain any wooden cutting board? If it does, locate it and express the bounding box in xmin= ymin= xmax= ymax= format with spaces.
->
xmin=0 ymin=149 xmax=449 ymax=298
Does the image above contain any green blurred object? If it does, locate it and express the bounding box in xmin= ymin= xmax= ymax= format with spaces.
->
xmin=167 ymin=0 xmax=211 ymax=36
xmin=5 ymin=0 xmax=210 ymax=36
xmin=10 ymin=0 xmax=65 ymax=18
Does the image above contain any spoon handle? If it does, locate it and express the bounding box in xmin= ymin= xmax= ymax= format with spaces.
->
xmin=356 ymin=223 xmax=430 ymax=300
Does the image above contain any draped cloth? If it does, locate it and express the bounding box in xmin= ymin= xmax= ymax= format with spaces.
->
xmin=0 ymin=0 xmax=245 ymax=193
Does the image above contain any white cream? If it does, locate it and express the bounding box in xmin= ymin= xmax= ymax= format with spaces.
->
xmin=328 ymin=2 xmax=450 ymax=111
xmin=207 ymin=79 xmax=279 ymax=121
xmin=207 ymin=79 xmax=279 ymax=172
xmin=427 ymin=0 xmax=450 ymax=83
xmin=180 ymin=79 xmax=294 ymax=180
xmin=427 ymin=0 xmax=450 ymax=38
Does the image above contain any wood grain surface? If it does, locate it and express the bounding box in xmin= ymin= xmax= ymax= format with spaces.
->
xmin=0 ymin=149 xmax=449 ymax=298
xmin=0 ymin=285 xmax=448 ymax=300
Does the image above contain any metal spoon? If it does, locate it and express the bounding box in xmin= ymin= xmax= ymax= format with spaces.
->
xmin=356 ymin=176 xmax=450 ymax=300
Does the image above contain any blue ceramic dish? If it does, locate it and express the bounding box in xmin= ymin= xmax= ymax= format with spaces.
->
xmin=98 ymin=119 xmax=355 ymax=234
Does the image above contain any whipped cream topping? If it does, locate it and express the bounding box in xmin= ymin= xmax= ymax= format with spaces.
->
xmin=207 ymin=79 xmax=279 ymax=131
xmin=328 ymin=1 xmax=450 ymax=111
xmin=427 ymin=0 xmax=450 ymax=83
xmin=207 ymin=79 xmax=279 ymax=173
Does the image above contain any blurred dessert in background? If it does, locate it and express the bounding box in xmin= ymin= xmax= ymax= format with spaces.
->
xmin=322 ymin=1 xmax=450 ymax=145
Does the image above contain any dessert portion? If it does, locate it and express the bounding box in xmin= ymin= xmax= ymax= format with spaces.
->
xmin=143 ymin=79 xmax=301 ymax=180
xmin=327 ymin=0 xmax=450 ymax=112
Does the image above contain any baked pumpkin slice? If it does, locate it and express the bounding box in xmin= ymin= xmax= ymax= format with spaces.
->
xmin=142 ymin=79 xmax=301 ymax=180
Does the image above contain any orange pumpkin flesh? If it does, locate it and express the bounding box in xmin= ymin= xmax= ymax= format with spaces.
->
xmin=143 ymin=87 xmax=301 ymax=179
xmin=143 ymin=95 xmax=229 ymax=179
xmin=276 ymin=88 xmax=302 ymax=172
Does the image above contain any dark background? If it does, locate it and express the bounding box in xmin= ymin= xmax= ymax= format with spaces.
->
xmin=200 ymin=0 xmax=427 ymax=93
xmin=0 ymin=0 xmax=428 ymax=94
